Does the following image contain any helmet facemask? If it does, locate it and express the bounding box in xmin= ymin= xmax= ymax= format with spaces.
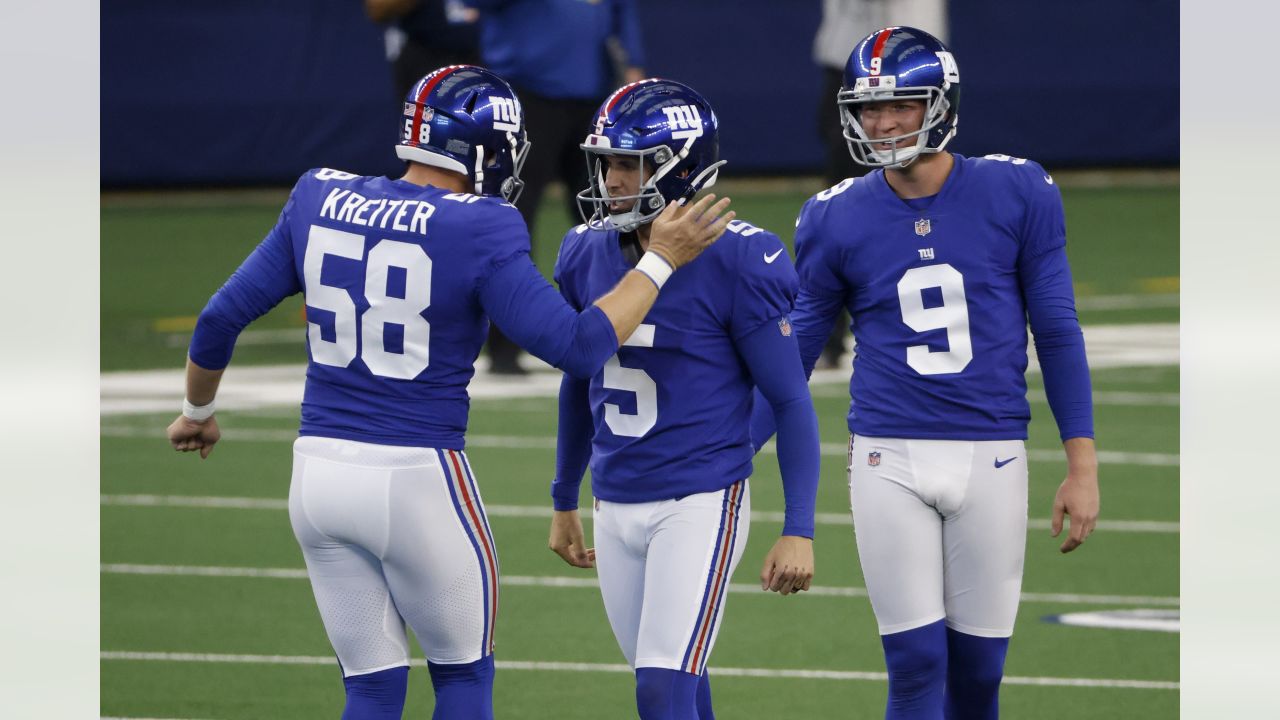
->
xmin=576 ymin=143 xmax=725 ymax=233
xmin=838 ymin=84 xmax=955 ymax=168
xmin=479 ymin=129 xmax=530 ymax=204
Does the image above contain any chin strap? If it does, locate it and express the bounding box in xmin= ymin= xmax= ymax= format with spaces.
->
xmin=687 ymin=160 xmax=727 ymax=193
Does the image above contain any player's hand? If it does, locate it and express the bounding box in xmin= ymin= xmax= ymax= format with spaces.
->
xmin=1051 ymin=469 xmax=1099 ymax=553
xmin=549 ymin=509 xmax=595 ymax=569
xmin=760 ymin=535 xmax=814 ymax=595
xmin=646 ymin=193 xmax=735 ymax=270
xmin=167 ymin=414 xmax=221 ymax=460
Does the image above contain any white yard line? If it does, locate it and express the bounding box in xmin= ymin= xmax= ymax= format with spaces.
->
xmin=99 ymin=425 xmax=1181 ymax=467
xmin=101 ymin=323 xmax=1179 ymax=416
xmin=100 ymin=494 xmax=1179 ymax=534
xmin=100 ymin=563 xmax=1180 ymax=608
xmin=98 ymin=650 xmax=1178 ymax=690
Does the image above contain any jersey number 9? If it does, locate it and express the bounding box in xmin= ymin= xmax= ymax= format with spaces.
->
xmin=896 ymin=264 xmax=973 ymax=375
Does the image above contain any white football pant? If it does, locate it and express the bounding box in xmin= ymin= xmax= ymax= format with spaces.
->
xmin=848 ymin=435 xmax=1028 ymax=638
xmin=593 ymin=480 xmax=750 ymax=675
xmin=289 ymin=436 xmax=499 ymax=676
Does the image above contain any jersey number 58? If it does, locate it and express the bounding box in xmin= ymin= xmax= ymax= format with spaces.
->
xmin=304 ymin=224 xmax=432 ymax=380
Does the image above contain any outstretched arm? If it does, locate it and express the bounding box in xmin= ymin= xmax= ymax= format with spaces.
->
xmin=482 ymin=195 xmax=735 ymax=378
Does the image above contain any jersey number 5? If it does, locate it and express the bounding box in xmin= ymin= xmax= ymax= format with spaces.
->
xmin=896 ymin=264 xmax=973 ymax=375
xmin=603 ymin=323 xmax=657 ymax=437
xmin=304 ymin=225 xmax=432 ymax=380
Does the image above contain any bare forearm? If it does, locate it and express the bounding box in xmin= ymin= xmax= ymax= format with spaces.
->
xmin=185 ymin=357 xmax=225 ymax=406
xmin=1063 ymin=436 xmax=1097 ymax=475
xmin=591 ymin=270 xmax=659 ymax=345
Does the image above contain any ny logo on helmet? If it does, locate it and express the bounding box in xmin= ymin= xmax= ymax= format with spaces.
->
xmin=662 ymin=104 xmax=704 ymax=141
xmin=491 ymin=96 xmax=521 ymax=132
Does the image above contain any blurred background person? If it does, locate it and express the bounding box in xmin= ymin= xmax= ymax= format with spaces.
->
xmin=465 ymin=0 xmax=647 ymax=374
xmin=812 ymin=0 xmax=947 ymax=369
xmin=366 ymin=0 xmax=482 ymax=97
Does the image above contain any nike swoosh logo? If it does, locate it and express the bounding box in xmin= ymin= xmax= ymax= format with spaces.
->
xmin=994 ymin=457 xmax=1017 ymax=468
xmin=764 ymin=249 xmax=783 ymax=264
xmin=1043 ymin=175 xmax=1054 ymax=185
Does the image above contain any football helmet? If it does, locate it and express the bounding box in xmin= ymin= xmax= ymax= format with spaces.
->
xmin=577 ymin=79 xmax=725 ymax=232
xmin=396 ymin=65 xmax=530 ymax=202
xmin=838 ymin=26 xmax=960 ymax=168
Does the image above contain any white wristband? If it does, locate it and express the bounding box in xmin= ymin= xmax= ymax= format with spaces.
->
xmin=635 ymin=251 xmax=674 ymax=290
xmin=183 ymin=398 xmax=216 ymax=422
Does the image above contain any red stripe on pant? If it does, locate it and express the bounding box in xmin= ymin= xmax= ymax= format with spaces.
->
xmin=686 ymin=481 xmax=743 ymax=673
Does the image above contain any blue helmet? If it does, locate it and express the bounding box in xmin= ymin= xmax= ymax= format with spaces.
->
xmin=839 ymin=26 xmax=960 ymax=168
xmin=395 ymin=65 xmax=530 ymax=202
xmin=577 ymin=79 xmax=725 ymax=232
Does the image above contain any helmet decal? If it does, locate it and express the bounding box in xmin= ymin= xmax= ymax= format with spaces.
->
xmin=395 ymin=65 xmax=530 ymax=203
xmin=577 ymin=79 xmax=725 ymax=233
xmin=838 ymin=26 xmax=961 ymax=169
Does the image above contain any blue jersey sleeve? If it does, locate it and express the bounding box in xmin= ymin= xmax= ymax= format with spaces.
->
xmin=748 ymin=197 xmax=848 ymax=450
xmin=790 ymin=197 xmax=847 ymax=375
xmin=729 ymin=230 xmax=799 ymax=341
xmin=1017 ymin=161 xmax=1068 ymax=262
xmin=477 ymin=212 xmax=619 ymax=378
xmin=551 ymin=373 xmax=594 ymax=511
xmin=738 ymin=317 xmax=820 ymax=538
xmin=552 ymin=227 xmax=585 ymax=310
xmin=1021 ymin=246 xmax=1094 ymax=440
xmin=1011 ymin=162 xmax=1092 ymax=440
xmin=188 ymin=187 xmax=303 ymax=370
xmin=480 ymin=256 xmax=618 ymax=379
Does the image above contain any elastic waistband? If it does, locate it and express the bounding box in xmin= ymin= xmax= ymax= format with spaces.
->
xmin=293 ymin=435 xmax=446 ymax=469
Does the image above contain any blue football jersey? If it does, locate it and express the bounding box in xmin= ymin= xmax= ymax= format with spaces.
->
xmin=793 ymin=154 xmax=1069 ymax=440
xmin=194 ymin=167 xmax=616 ymax=449
xmin=554 ymin=220 xmax=798 ymax=503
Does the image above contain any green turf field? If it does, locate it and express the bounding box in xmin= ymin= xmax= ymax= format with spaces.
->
xmin=101 ymin=179 xmax=1179 ymax=718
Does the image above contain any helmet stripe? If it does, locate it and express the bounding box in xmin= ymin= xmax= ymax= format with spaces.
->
xmin=604 ymin=80 xmax=645 ymax=115
xmin=871 ymin=27 xmax=894 ymax=61
xmin=410 ymin=65 xmax=466 ymax=149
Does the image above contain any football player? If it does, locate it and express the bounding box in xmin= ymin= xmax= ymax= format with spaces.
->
xmin=750 ymin=27 xmax=1101 ymax=719
xmin=165 ymin=66 xmax=735 ymax=720
xmin=547 ymin=79 xmax=820 ymax=720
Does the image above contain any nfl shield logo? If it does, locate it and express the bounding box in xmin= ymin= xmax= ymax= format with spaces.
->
xmin=778 ymin=317 xmax=792 ymax=337
xmin=868 ymin=451 xmax=881 ymax=466
xmin=915 ymin=218 xmax=931 ymax=237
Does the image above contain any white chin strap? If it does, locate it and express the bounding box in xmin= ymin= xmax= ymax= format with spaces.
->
xmin=868 ymin=134 xmax=929 ymax=168
xmin=839 ymin=87 xmax=953 ymax=169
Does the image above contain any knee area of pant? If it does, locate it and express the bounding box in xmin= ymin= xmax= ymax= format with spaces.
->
xmin=428 ymin=655 xmax=495 ymax=689
xmin=342 ymin=665 xmax=409 ymax=700
xmin=946 ymin=632 xmax=1009 ymax=690
xmin=635 ymin=667 xmax=675 ymax=712
xmin=882 ymin=622 xmax=948 ymax=679
xmin=635 ymin=667 xmax=699 ymax=720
